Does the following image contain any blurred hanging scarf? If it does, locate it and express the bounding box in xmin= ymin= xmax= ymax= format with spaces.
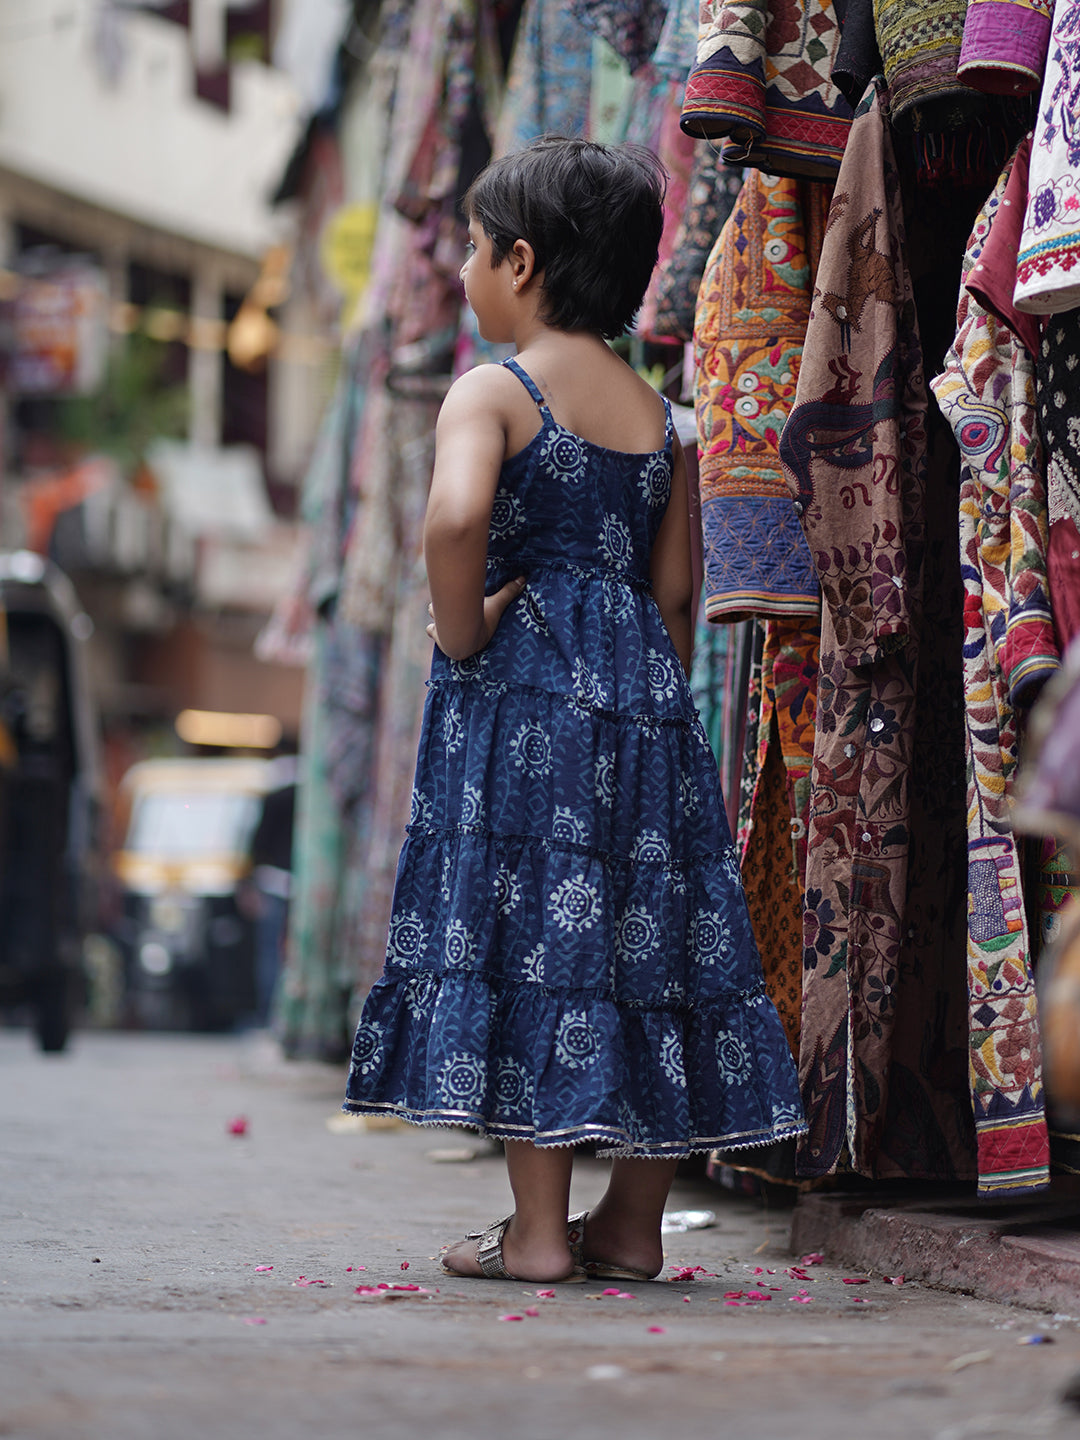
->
xmin=1014 ymin=0 xmax=1080 ymax=314
xmin=680 ymin=0 xmax=853 ymax=179
xmin=568 ymin=0 xmax=669 ymax=72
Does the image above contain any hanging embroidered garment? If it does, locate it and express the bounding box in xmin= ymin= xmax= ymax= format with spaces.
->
xmin=694 ymin=170 xmax=828 ymax=624
xmin=872 ymin=0 xmax=974 ymax=128
xmin=651 ymin=148 xmax=744 ymax=344
xmin=1015 ymin=0 xmax=1080 ymax=313
xmin=958 ymin=0 xmax=1053 ymax=96
xmin=1038 ymin=307 xmax=1080 ymax=647
xmin=832 ymin=0 xmax=883 ymax=108
xmin=680 ymin=0 xmax=853 ymax=178
xmin=929 ymin=150 xmax=1054 ymax=1197
xmin=779 ymin=79 xmax=976 ymax=1183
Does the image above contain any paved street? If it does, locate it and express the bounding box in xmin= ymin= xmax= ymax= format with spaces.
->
xmin=2 ymin=1028 xmax=1078 ymax=1440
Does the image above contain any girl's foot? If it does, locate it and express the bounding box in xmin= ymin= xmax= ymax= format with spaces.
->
xmin=442 ymin=1214 xmax=578 ymax=1282
xmin=574 ymin=1207 xmax=664 ymax=1280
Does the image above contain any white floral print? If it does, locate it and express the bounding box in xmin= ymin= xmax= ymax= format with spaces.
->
xmin=594 ymin=752 xmax=615 ymax=806
xmin=659 ymin=1031 xmax=686 ymax=1087
xmin=351 ymin=1022 xmax=384 ymax=1077
xmin=573 ymin=658 xmax=609 ymax=708
xmin=461 ymin=782 xmax=485 ymax=826
xmin=495 ymin=867 xmax=521 ymax=915
xmin=540 ymin=428 xmax=587 ymax=484
xmin=646 ymin=647 xmax=680 ymax=702
xmin=715 ymin=1028 xmax=753 ymax=1085
xmin=409 ymin=788 xmax=431 ymax=827
xmin=509 ymin=720 xmax=552 ymax=776
xmin=489 ymin=488 xmax=526 ymax=536
xmin=632 ymin=829 xmax=670 ymax=864
xmin=552 ymin=806 xmax=587 ymax=845
xmin=615 ymin=906 xmax=659 ymax=962
xmin=441 ymin=704 xmax=464 ymax=754
xmin=444 ymin=919 xmax=475 ymax=968
xmin=679 ymin=773 xmax=700 ymax=816
xmin=554 ymin=1010 xmax=599 ymax=1069
xmin=549 ymin=874 xmax=601 ymax=933
xmin=692 ymin=909 xmax=732 ymax=963
xmin=494 ymin=1057 xmax=534 ymax=1110
xmin=638 ymin=453 xmax=669 ymax=507
xmin=521 ymin=942 xmax=546 ymax=983
xmin=599 ymin=514 xmax=633 ymax=567
xmin=388 ymin=909 xmax=427 ymax=964
xmin=436 ymin=1052 xmax=487 ymax=1106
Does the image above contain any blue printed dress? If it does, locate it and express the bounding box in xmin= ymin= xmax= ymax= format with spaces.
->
xmin=343 ymin=358 xmax=806 ymax=1155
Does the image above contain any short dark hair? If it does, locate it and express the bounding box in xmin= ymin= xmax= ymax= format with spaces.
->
xmin=463 ymin=136 xmax=667 ymax=341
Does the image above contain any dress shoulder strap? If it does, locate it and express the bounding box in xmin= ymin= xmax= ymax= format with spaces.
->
xmin=662 ymin=395 xmax=674 ymax=449
xmin=502 ymin=357 xmax=551 ymax=414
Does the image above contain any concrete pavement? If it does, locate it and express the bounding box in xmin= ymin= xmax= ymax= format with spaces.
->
xmin=2 ymin=1028 xmax=1078 ymax=1440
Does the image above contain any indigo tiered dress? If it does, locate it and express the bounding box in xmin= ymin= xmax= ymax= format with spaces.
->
xmin=343 ymin=358 xmax=806 ymax=1155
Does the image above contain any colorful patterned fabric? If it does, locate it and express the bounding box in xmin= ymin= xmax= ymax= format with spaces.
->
xmin=344 ymin=358 xmax=806 ymax=1155
xmin=680 ymin=0 xmax=853 ymax=178
xmin=872 ymin=0 xmax=972 ymax=128
xmin=958 ymin=0 xmax=1053 ymax=96
xmin=779 ymin=79 xmax=977 ymax=1183
xmin=694 ymin=171 xmax=828 ymax=624
xmin=1037 ymin=309 xmax=1080 ymax=648
xmin=637 ymin=89 xmax=702 ymax=342
xmin=651 ymin=148 xmax=744 ymax=344
xmin=569 ymin=0 xmax=668 ymax=72
xmin=653 ymin=0 xmax=702 ymax=77
xmin=691 ymin=615 xmax=756 ymax=835
xmin=930 ymin=151 xmax=1054 ymax=1197
xmin=740 ymin=715 xmax=804 ymax=1058
xmin=965 ymin=135 xmax=1041 ymax=362
xmin=495 ymin=0 xmax=595 ymax=154
xmin=1015 ymin=0 xmax=1080 ymax=312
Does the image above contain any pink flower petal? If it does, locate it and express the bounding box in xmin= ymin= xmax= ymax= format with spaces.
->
xmin=852 ymin=1297 xmax=870 ymax=1304
xmin=242 ymin=1316 xmax=267 ymax=1325
xmin=682 ymin=1296 xmax=691 ymax=1303
xmin=535 ymin=1289 xmax=556 ymax=1298
xmin=524 ymin=1307 xmax=540 ymax=1317
xmin=354 ymin=1286 xmax=380 ymax=1295
xmin=746 ymin=1291 xmax=771 ymax=1301
xmin=226 ymin=1117 xmax=249 ymax=1136
xmin=400 ymin=1262 xmax=410 ymax=1271
xmin=499 ymin=1314 xmax=525 ymax=1322
xmin=648 ymin=1326 xmax=666 ymax=1333
xmin=884 ymin=1275 xmax=905 ymax=1286
xmin=601 ymin=1288 xmax=622 ymax=1296
xmin=800 ymin=1253 xmax=825 ymax=1265
xmin=724 ymin=1291 xmax=744 ymax=1300
xmin=842 ymin=1277 xmax=870 ymax=1285
xmin=790 ymin=1295 xmax=812 ymax=1304
xmin=255 ymin=1266 xmax=273 ymax=1273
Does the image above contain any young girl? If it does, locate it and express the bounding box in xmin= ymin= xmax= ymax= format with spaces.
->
xmin=343 ymin=137 xmax=805 ymax=1283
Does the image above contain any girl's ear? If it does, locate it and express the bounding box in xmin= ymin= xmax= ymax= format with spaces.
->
xmin=509 ymin=238 xmax=537 ymax=289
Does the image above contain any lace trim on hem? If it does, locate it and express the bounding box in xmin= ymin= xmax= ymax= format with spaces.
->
xmin=401 ymin=820 xmax=736 ymax=873
xmin=338 ymin=1101 xmax=808 ymax=1157
xmin=379 ymin=963 xmax=770 ymax=1012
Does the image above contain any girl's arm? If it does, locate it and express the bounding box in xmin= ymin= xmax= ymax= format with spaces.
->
xmin=650 ymin=436 xmax=695 ymax=675
xmin=424 ymin=368 xmax=526 ymax=661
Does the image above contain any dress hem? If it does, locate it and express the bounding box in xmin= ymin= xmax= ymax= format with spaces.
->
xmin=339 ymin=1099 xmax=808 ymax=1158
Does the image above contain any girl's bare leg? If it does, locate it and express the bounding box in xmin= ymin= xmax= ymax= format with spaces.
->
xmin=442 ymin=1140 xmax=576 ymax=1281
xmin=580 ymin=1157 xmax=679 ymax=1278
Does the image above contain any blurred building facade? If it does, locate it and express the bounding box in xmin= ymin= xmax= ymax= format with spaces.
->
xmin=0 ymin=0 xmax=324 ymax=739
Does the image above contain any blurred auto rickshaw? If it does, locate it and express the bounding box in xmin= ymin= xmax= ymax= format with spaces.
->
xmin=0 ymin=550 xmax=102 ymax=1051
xmin=112 ymin=756 xmax=272 ymax=1030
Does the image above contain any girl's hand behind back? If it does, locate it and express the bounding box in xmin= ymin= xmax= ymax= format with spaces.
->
xmin=426 ymin=575 xmax=527 ymax=658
